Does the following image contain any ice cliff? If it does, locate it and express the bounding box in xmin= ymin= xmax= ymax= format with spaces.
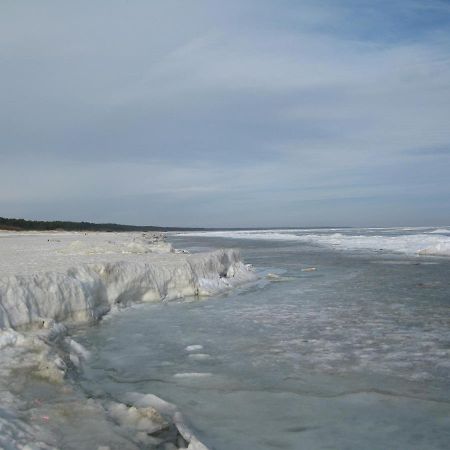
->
xmin=0 ymin=232 xmax=256 ymax=330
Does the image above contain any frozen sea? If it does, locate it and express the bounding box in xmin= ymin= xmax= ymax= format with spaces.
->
xmin=72 ymin=227 xmax=450 ymax=450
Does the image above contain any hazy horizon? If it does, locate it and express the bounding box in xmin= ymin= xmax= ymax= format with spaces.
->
xmin=1 ymin=1 xmax=450 ymax=227
xmin=2 ymin=215 xmax=450 ymax=230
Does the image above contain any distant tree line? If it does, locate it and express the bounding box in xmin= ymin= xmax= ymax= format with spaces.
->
xmin=0 ymin=217 xmax=206 ymax=232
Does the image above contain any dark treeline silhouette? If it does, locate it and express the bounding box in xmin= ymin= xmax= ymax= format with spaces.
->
xmin=0 ymin=217 xmax=206 ymax=232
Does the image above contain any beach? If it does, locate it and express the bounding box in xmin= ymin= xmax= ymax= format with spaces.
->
xmin=0 ymin=231 xmax=255 ymax=449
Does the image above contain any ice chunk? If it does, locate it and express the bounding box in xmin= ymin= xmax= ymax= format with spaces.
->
xmin=122 ymin=392 xmax=178 ymax=416
xmin=185 ymin=345 xmax=203 ymax=352
xmin=173 ymin=372 xmax=212 ymax=378
xmin=107 ymin=401 xmax=169 ymax=434
xmin=67 ymin=338 xmax=91 ymax=360
xmin=417 ymin=242 xmax=450 ymax=256
xmin=0 ymin=330 xmax=24 ymax=349
xmin=188 ymin=353 xmax=211 ymax=361
xmin=174 ymin=412 xmax=209 ymax=450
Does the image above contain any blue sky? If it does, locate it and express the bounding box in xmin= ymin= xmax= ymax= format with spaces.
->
xmin=1 ymin=0 xmax=449 ymax=227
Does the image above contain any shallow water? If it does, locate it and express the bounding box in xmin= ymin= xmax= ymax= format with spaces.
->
xmin=75 ymin=231 xmax=450 ymax=449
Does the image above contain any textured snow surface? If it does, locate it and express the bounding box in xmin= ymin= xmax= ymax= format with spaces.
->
xmin=0 ymin=231 xmax=175 ymax=277
xmin=0 ymin=231 xmax=256 ymax=449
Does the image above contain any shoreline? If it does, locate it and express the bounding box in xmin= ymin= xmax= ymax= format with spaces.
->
xmin=0 ymin=231 xmax=257 ymax=449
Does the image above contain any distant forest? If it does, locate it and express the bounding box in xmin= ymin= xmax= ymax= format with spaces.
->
xmin=0 ymin=217 xmax=205 ymax=232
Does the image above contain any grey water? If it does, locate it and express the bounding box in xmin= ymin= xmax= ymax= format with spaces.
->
xmin=75 ymin=231 xmax=450 ymax=449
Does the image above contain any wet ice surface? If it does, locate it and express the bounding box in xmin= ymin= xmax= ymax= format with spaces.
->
xmin=75 ymin=234 xmax=450 ymax=450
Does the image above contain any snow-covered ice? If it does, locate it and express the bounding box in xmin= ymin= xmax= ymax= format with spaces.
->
xmin=0 ymin=231 xmax=256 ymax=330
xmin=0 ymin=231 xmax=256 ymax=449
xmin=180 ymin=228 xmax=450 ymax=256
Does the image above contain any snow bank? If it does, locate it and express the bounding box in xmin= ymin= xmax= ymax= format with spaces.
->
xmin=0 ymin=244 xmax=256 ymax=330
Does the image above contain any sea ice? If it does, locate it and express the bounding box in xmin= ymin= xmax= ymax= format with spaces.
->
xmin=186 ymin=345 xmax=204 ymax=352
xmin=173 ymin=372 xmax=213 ymax=378
xmin=0 ymin=232 xmax=256 ymax=329
xmin=0 ymin=231 xmax=256 ymax=449
xmin=188 ymin=353 xmax=211 ymax=361
xmin=180 ymin=229 xmax=450 ymax=256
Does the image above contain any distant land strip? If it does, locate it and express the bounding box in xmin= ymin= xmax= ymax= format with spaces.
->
xmin=0 ymin=217 xmax=207 ymax=232
xmin=0 ymin=217 xmax=346 ymax=232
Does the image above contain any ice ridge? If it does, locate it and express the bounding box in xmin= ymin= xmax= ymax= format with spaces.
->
xmin=0 ymin=248 xmax=255 ymax=330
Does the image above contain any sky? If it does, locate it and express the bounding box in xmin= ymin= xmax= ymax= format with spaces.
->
xmin=1 ymin=0 xmax=450 ymax=227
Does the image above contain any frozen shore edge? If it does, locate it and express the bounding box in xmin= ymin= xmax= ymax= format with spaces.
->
xmin=0 ymin=236 xmax=257 ymax=450
xmin=0 ymin=247 xmax=256 ymax=330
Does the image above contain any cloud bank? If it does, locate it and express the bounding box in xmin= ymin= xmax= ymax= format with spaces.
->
xmin=1 ymin=0 xmax=449 ymax=226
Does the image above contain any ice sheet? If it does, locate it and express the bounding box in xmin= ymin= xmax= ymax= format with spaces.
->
xmin=180 ymin=228 xmax=450 ymax=256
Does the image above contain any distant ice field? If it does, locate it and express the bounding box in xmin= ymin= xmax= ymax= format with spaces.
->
xmin=180 ymin=227 xmax=450 ymax=257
